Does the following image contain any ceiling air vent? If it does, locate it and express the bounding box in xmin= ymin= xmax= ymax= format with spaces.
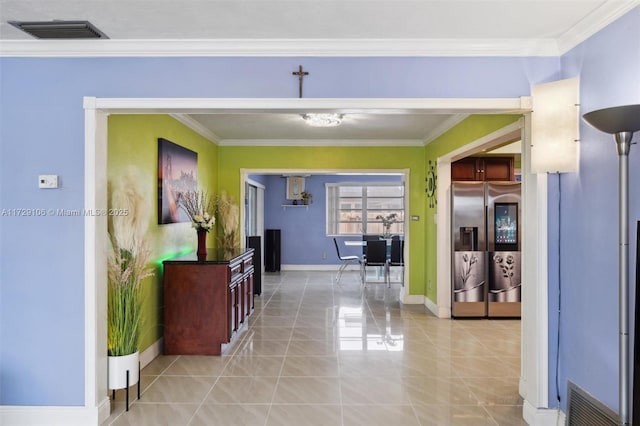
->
xmin=8 ymin=20 xmax=109 ymax=39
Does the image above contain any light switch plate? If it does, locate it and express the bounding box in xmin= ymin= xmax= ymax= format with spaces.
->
xmin=39 ymin=175 xmax=58 ymax=189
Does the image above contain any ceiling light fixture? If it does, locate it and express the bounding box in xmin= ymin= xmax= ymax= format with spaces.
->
xmin=301 ymin=113 xmax=344 ymax=127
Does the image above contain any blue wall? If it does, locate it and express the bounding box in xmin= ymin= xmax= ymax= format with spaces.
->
xmin=548 ymin=7 xmax=640 ymax=411
xmin=254 ymin=174 xmax=402 ymax=265
xmin=0 ymin=16 xmax=634 ymax=407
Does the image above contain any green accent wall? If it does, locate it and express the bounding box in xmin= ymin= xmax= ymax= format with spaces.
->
xmin=106 ymin=114 xmax=520 ymax=343
xmin=423 ymin=114 xmax=522 ymax=303
xmin=217 ymin=145 xmax=427 ymax=295
xmin=108 ymin=115 xmax=218 ymax=352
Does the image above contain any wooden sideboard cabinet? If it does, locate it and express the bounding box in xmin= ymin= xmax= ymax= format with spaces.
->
xmin=162 ymin=248 xmax=254 ymax=355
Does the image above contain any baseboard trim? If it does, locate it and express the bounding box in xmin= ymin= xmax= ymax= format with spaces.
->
xmin=424 ymin=297 xmax=439 ymax=316
xmin=97 ymin=396 xmax=110 ymax=426
xmin=400 ymin=292 xmax=424 ymax=304
xmin=140 ymin=337 xmax=163 ymax=369
xmin=0 ymin=404 xmax=102 ymax=426
xmin=522 ymin=400 xmax=564 ymax=426
xmin=423 ymin=297 xmax=450 ymax=318
xmin=281 ymin=264 xmax=342 ymax=271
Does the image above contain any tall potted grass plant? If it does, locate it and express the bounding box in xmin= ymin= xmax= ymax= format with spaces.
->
xmin=107 ymin=235 xmax=153 ymax=390
xmin=107 ymin=172 xmax=154 ymax=391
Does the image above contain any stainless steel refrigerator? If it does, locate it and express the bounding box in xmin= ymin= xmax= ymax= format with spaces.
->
xmin=451 ymin=181 xmax=521 ymax=318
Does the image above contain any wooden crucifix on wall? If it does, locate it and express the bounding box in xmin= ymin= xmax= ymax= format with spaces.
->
xmin=292 ymin=65 xmax=309 ymax=98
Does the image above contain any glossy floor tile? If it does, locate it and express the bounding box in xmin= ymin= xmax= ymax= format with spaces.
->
xmin=103 ymin=271 xmax=524 ymax=425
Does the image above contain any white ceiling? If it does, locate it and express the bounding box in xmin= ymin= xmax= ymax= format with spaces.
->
xmin=0 ymin=0 xmax=612 ymax=41
xmin=180 ymin=112 xmax=467 ymax=144
xmin=1 ymin=0 xmax=636 ymax=144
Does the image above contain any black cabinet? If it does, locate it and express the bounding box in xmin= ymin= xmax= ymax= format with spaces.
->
xmin=247 ymin=236 xmax=262 ymax=294
xmin=265 ymin=229 xmax=281 ymax=272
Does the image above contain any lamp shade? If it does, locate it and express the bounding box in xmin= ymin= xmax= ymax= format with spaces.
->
xmin=531 ymin=77 xmax=580 ymax=173
xmin=583 ymin=104 xmax=640 ymax=134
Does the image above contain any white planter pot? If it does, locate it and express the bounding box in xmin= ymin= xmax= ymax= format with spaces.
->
xmin=108 ymin=352 xmax=139 ymax=390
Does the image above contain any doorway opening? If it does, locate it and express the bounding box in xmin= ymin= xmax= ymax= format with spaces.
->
xmin=239 ymin=169 xmax=409 ymax=288
xmin=84 ymin=98 xmax=543 ymax=424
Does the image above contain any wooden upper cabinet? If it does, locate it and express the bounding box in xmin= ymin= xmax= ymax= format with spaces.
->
xmin=450 ymin=157 xmax=480 ymax=181
xmin=451 ymin=156 xmax=514 ymax=181
xmin=483 ymin=157 xmax=514 ymax=181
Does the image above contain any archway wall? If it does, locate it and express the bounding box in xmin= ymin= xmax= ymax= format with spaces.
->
xmin=423 ymin=114 xmax=523 ymax=303
xmin=0 ymin=55 xmax=559 ymax=407
xmin=218 ymin=145 xmax=423 ymax=293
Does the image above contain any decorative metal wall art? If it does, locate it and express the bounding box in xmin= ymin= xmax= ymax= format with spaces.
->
xmin=425 ymin=160 xmax=437 ymax=208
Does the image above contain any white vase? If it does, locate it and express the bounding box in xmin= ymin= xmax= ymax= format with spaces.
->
xmin=108 ymin=352 xmax=139 ymax=390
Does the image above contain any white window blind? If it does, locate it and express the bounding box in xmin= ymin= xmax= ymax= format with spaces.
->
xmin=326 ymin=183 xmax=404 ymax=236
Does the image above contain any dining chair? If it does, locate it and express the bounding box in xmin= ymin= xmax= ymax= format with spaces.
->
xmin=389 ymin=237 xmax=404 ymax=286
xmin=362 ymin=239 xmax=389 ymax=287
xmin=362 ymin=234 xmax=382 ymax=260
xmin=333 ymin=238 xmax=362 ymax=283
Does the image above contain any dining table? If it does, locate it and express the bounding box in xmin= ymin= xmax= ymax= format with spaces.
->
xmin=343 ymin=238 xmax=394 ymax=247
xmin=344 ymin=238 xmax=396 ymax=261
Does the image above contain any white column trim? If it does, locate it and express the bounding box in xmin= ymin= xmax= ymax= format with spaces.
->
xmin=83 ymin=98 xmax=110 ymax=425
xmin=84 ymin=98 xmax=109 ymax=421
xmin=90 ymin=97 xmax=528 ymax=114
xmin=83 ymin=98 xmax=98 ymax=413
xmin=436 ymin=161 xmax=452 ymax=318
xmin=521 ymin=113 xmax=550 ymax=410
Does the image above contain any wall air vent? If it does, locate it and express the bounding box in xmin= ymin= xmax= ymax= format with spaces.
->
xmin=566 ymin=381 xmax=617 ymax=426
xmin=8 ymin=20 xmax=109 ymax=39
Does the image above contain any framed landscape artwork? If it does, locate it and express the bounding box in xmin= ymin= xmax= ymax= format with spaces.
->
xmin=157 ymin=138 xmax=198 ymax=224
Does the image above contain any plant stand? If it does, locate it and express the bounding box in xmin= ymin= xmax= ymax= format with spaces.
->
xmin=108 ymin=352 xmax=141 ymax=412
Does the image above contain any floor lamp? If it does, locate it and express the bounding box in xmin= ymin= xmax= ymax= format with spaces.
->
xmin=583 ymin=104 xmax=640 ymax=426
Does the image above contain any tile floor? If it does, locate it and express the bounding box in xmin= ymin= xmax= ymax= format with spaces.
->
xmin=103 ymin=270 xmax=525 ymax=426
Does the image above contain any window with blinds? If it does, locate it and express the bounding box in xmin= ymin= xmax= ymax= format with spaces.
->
xmin=326 ymin=183 xmax=405 ymax=236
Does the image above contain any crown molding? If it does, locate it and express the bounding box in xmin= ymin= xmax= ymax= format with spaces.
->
xmin=423 ymin=113 xmax=469 ymax=146
xmin=218 ymin=139 xmax=425 ymax=147
xmin=0 ymin=37 xmax=562 ymax=58
xmin=169 ymin=113 xmax=220 ymax=144
xmin=556 ymin=2 xmax=639 ymax=54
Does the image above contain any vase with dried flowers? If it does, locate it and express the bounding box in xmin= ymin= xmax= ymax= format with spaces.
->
xmin=216 ymin=191 xmax=240 ymax=254
xmin=179 ymin=190 xmax=216 ymax=257
xmin=376 ymin=213 xmax=398 ymax=238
